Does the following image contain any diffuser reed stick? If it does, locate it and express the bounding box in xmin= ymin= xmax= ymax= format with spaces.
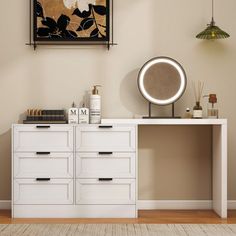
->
xmin=192 ymin=80 xmax=204 ymax=102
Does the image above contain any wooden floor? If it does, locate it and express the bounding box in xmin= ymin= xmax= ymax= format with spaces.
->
xmin=1 ymin=210 xmax=236 ymax=224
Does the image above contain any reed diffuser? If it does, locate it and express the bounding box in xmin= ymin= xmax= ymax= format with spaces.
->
xmin=192 ymin=81 xmax=204 ymax=119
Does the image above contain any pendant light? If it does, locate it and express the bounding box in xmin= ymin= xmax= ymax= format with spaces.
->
xmin=196 ymin=0 xmax=230 ymax=39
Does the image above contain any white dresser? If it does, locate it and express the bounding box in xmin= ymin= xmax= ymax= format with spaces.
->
xmin=12 ymin=124 xmax=137 ymax=218
xmin=12 ymin=119 xmax=227 ymax=219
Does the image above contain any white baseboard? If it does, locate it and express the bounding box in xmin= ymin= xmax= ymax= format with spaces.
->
xmin=228 ymin=201 xmax=236 ymax=209
xmin=1 ymin=200 xmax=236 ymax=210
xmin=137 ymin=200 xmax=213 ymax=210
xmin=0 ymin=200 xmax=11 ymax=210
xmin=138 ymin=200 xmax=236 ymax=210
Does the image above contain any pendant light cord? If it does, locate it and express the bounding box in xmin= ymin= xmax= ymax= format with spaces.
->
xmin=212 ymin=0 xmax=214 ymax=19
xmin=211 ymin=0 xmax=215 ymax=25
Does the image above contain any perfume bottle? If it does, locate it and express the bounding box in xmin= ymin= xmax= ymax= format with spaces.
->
xmin=79 ymin=104 xmax=89 ymax=124
xmin=68 ymin=102 xmax=78 ymax=124
xmin=207 ymin=94 xmax=218 ymax=119
xmin=193 ymin=102 xmax=203 ymax=119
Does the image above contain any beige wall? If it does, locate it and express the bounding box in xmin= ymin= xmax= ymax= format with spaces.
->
xmin=0 ymin=0 xmax=236 ymax=200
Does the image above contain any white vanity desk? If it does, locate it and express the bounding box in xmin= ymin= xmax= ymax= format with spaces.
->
xmin=12 ymin=118 xmax=227 ymax=218
xmin=102 ymin=118 xmax=228 ymax=218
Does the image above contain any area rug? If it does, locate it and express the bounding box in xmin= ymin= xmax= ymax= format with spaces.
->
xmin=0 ymin=224 xmax=236 ymax=236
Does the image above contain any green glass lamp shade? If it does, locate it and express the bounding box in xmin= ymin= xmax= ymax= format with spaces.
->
xmin=196 ymin=19 xmax=230 ymax=40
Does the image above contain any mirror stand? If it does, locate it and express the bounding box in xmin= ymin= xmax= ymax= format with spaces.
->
xmin=143 ymin=102 xmax=181 ymax=119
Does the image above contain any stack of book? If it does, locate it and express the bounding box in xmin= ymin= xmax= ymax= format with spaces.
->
xmin=23 ymin=109 xmax=67 ymax=124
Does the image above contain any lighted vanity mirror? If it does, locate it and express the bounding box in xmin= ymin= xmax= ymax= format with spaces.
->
xmin=138 ymin=56 xmax=187 ymax=118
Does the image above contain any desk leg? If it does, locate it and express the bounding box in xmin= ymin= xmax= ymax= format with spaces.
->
xmin=212 ymin=124 xmax=227 ymax=218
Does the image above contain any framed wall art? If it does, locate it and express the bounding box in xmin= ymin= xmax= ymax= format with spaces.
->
xmin=34 ymin=0 xmax=110 ymax=42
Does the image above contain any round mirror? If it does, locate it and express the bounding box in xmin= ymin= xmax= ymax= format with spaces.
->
xmin=138 ymin=57 xmax=187 ymax=106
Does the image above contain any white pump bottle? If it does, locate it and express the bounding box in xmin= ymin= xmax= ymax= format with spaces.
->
xmin=90 ymin=85 xmax=101 ymax=124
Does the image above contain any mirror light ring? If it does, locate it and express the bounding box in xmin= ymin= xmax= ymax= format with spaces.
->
xmin=138 ymin=56 xmax=187 ymax=106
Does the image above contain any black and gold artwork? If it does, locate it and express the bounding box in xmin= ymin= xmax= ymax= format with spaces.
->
xmin=34 ymin=0 xmax=109 ymax=41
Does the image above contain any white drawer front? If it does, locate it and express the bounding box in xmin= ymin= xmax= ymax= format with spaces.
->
xmin=14 ymin=179 xmax=73 ymax=205
xmin=13 ymin=125 xmax=73 ymax=152
xmin=14 ymin=153 xmax=73 ymax=179
xmin=76 ymin=153 xmax=135 ymax=178
xmin=76 ymin=179 xmax=135 ymax=205
xmin=76 ymin=125 xmax=136 ymax=152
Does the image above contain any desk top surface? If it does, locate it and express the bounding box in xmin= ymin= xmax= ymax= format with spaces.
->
xmin=13 ymin=119 xmax=227 ymax=126
xmin=101 ymin=119 xmax=227 ymax=125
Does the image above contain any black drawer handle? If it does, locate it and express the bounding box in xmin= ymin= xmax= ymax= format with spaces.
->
xmin=36 ymin=178 xmax=51 ymax=181
xmin=36 ymin=152 xmax=51 ymax=155
xmin=36 ymin=125 xmax=51 ymax=129
xmin=98 ymin=178 xmax=113 ymax=182
xmin=98 ymin=126 xmax=113 ymax=129
xmin=98 ymin=152 xmax=113 ymax=155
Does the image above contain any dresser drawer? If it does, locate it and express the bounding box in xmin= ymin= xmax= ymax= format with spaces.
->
xmin=13 ymin=125 xmax=73 ymax=152
xmin=76 ymin=179 xmax=135 ymax=205
xmin=76 ymin=153 xmax=135 ymax=178
xmin=76 ymin=125 xmax=136 ymax=152
xmin=14 ymin=179 xmax=73 ymax=205
xmin=14 ymin=153 xmax=73 ymax=179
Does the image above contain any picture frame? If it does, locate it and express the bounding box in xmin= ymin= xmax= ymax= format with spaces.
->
xmin=33 ymin=0 xmax=110 ymax=42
